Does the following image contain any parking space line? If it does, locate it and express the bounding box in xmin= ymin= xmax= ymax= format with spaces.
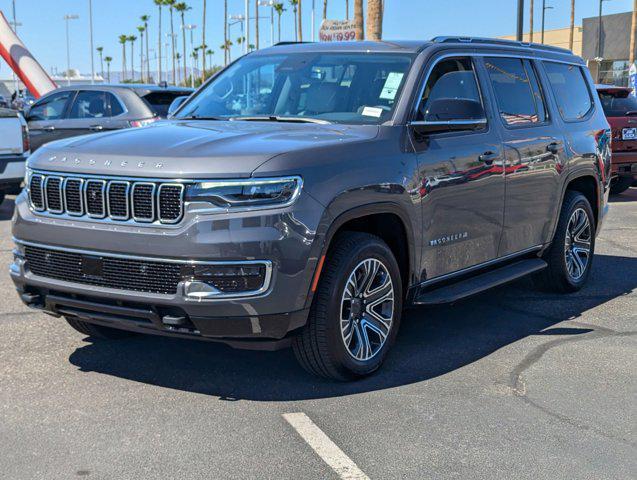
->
xmin=283 ymin=412 xmax=370 ymax=480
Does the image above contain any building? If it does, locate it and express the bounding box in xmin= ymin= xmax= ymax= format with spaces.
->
xmin=501 ymin=26 xmax=583 ymax=56
xmin=582 ymin=11 xmax=635 ymax=87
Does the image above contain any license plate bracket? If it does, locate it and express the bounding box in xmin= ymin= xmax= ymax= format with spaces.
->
xmin=81 ymin=255 xmax=104 ymax=278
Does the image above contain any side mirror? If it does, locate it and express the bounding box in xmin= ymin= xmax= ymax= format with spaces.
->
xmin=410 ymin=98 xmax=486 ymax=135
xmin=167 ymin=96 xmax=189 ymax=117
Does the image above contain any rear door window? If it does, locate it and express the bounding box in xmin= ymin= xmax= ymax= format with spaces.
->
xmin=598 ymin=90 xmax=637 ymax=117
xmin=543 ymin=62 xmax=593 ymax=121
xmin=485 ymin=57 xmax=547 ymax=126
xmin=68 ymin=91 xmax=109 ymax=119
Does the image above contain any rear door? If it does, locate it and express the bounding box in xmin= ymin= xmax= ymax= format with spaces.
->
xmin=62 ymin=90 xmax=125 ymax=138
xmin=480 ymin=56 xmax=564 ymax=256
xmin=27 ymin=90 xmax=74 ymax=150
xmin=413 ymin=55 xmax=506 ymax=279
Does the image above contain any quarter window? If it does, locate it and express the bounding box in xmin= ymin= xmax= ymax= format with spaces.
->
xmin=485 ymin=57 xmax=546 ymax=125
xmin=543 ymin=62 xmax=593 ymax=121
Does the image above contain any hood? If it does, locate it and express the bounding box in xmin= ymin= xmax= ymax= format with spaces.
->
xmin=29 ymin=120 xmax=380 ymax=178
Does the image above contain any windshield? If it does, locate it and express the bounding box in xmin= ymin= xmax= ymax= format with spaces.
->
xmin=176 ymin=52 xmax=414 ymax=124
xmin=598 ymin=90 xmax=637 ymax=116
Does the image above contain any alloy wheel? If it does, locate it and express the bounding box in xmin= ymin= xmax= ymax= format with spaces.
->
xmin=564 ymin=207 xmax=592 ymax=281
xmin=340 ymin=258 xmax=395 ymax=361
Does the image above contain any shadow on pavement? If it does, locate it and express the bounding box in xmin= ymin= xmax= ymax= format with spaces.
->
xmin=0 ymin=197 xmax=15 ymax=221
xmin=68 ymin=253 xmax=637 ymax=400
xmin=609 ymin=187 xmax=637 ymax=203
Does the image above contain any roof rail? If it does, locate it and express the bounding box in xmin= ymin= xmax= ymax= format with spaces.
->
xmin=431 ymin=36 xmax=573 ymax=54
xmin=273 ymin=41 xmax=315 ymax=46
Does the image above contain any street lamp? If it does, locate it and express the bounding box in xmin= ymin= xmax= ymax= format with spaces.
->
xmin=182 ymin=24 xmax=197 ymax=88
xmin=540 ymin=0 xmax=553 ymax=44
xmin=166 ymin=33 xmax=178 ymax=84
xmin=63 ymin=14 xmax=79 ymax=86
xmin=257 ymin=0 xmax=275 ymax=46
xmin=88 ymin=0 xmax=95 ymax=84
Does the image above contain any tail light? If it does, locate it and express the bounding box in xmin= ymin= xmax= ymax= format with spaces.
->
xmin=129 ymin=117 xmax=159 ymax=128
xmin=21 ymin=124 xmax=30 ymax=152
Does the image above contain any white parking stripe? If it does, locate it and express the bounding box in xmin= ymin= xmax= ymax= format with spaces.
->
xmin=283 ymin=412 xmax=370 ymax=480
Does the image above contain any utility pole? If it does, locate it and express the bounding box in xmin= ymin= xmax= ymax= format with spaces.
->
xmin=530 ymin=0 xmax=534 ymax=42
xmin=311 ymin=0 xmax=315 ymax=41
xmin=63 ymin=14 xmax=79 ymax=86
xmin=630 ymin=0 xmax=637 ymax=64
xmin=88 ymin=0 xmax=95 ymax=84
xmin=516 ymin=0 xmax=524 ymax=41
xmin=245 ymin=0 xmax=249 ymax=54
xmin=541 ymin=0 xmax=553 ymax=44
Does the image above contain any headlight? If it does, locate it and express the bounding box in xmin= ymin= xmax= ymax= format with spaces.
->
xmin=186 ymin=176 xmax=302 ymax=211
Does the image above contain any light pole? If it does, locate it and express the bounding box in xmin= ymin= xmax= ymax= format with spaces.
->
xmin=258 ymin=0 xmax=275 ymax=46
xmin=166 ymin=33 xmax=178 ymax=84
xmin=63 ymin=14 xmax=79 ymax=86
xmin=516 ymin=0 xmax=524 ymax=41
xmin=312 ymin=0 xmax=316 ymax=41
xmin=245 ymin=0 xmax=249 ymax=54
xmin=540 ymin=0 xmax=553 ymax=44
xmin=229 ymin=14 xmax=246 ymax=55
xmin=183 ymin=24 xmax=197 ymax=88
xmin=88 ymin=0 xmax=95 ymax=84
xmin=10 ymin=0 xmax=20 ymax=95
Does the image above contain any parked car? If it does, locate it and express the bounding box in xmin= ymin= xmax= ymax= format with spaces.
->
xmin=12 ymin=38 xmax=611 ymax=380
xmin=0 ymin=94 xmax=9 ymax=108
xmin=0 ymin=107 xmax=29 ymax=204
xmin=24 ymin=84 xmax=193 ymax=151
xmin=10 ymin=90 xmax=35 ymax=111
xmin=596 ymin=85 xmax=637 ymax=194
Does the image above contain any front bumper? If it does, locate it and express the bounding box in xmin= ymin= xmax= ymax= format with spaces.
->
xmin=11 ymin=189 xmax=326 ymax=347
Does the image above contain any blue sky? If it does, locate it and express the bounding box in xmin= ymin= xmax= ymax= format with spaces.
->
xmin=0 ymin=0 xmax=634 ymax=76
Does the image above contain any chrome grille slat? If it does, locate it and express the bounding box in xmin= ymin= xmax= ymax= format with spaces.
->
xmin=27 ymin=171 xmax=184 ymax=224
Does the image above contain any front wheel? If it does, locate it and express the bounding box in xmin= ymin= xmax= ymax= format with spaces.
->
xmin=293 ymin=232 xmax=403 ymax=381
xmin=535 ymin=191 xmax=595 ymax=293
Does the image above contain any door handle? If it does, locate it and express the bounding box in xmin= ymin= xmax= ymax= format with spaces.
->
xmin=479 ymin=151 xmax=498 ymax=165
xmin=42 ymin=126 xmax=55 ymax=132
xmin=89 ymin=125 xmax=103 ymax=131
xmin=547 ymin=142 xmax=560 ymax=154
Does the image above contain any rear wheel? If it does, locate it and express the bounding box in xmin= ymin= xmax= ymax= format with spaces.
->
xmin=293 ymin=232 xmax=403 ymax=381
xmin=610 ymin=176 xmax=633 ymax=195
xmin=535 ymin=191 xmax=595 ymax=293
xmin=65 ymin=317 xmax=136 ymax=340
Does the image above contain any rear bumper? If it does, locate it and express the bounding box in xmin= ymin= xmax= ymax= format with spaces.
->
xmin=0 ymin=153 xmax=26 ymax=190
xmin=611 ymin=151 xmax=637 ymax=178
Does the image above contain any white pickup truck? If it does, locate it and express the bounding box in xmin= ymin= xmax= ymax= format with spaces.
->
xmin=0 ymin=108 xmax=29 ymax=205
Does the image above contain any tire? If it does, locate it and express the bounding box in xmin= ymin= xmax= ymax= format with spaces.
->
xmin=65 ymin=317 xmax=136 ymax=340
xmin=292 ymin=232 xmax=403 ymax=381
xmin=535 ymin=191 xmax=595 ymax=293
xmin=0 ymin=192 xmax=5 ymax=205
xmin=610 ymin=176 xmax=633 ymax=195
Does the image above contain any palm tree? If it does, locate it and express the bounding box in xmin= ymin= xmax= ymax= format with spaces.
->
xmin=118 ymin=34 xmax=128 ymax=80
xmin=569 ymin=0 xmax=575 ymax=51
xmin=255 ymin=0 xmax=260 ymax=50
xmin=165 ymin=0 xmax=177 ymax=84
xmin=141 ymin=15 xmax=151 ymax=80
xmin=192 ymin=47 xmax=199 ymax=74
xmin=274 ymin=3 xmax=285 ymax=42
xmin=298 ymin=0 xmax=303 ymax=41
xmin=104 ymin=56 xmax=113 ymax=82
xmin=345 ymin=0 xmax=349 ymax=20
xmin=202 ymin=0 xmax=207 ymax=81
xmin=137 ymin=26 xmax=146 ymax=82
xmin=175 ymin=52 xmax=182 ymax=84
xmin=220 ymin=39 xmax=233 ymax=63
xmin=353 ymin=0 xmax=363 ymax=40
xmin=128 ymin=35 xmax=137 ymax=81
xmin=529 ymin=0 xmax=534 ymax=42
xmin=366 ymin=0 xmax=382 ymax=40
xmin=224 ymin=0 xmax=228 ymax=65
xmin=289 ymin=0 xmax=299 ymax=41
xmin=154 ymin=0 xmax=163 ymax=82
xmin=96 ymin=46 xmax=104 ymax=80
xmin=206 ymin=48 xmax=213 ymax=69
xmin=174 ymin=3 xmax=190 ymax=83
xmin=323 ymin=0 xmax=328 ymax=20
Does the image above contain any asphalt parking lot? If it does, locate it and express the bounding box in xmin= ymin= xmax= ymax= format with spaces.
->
xmin=0 ymin=189 xmax=635 ymax=480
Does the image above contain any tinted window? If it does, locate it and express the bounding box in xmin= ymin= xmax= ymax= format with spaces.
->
xmin=109 ymin=94 xmax=125 ymax=116
xmin=485 ymin=57 xmax=546 ymax=125
xmin=177 ymin=53 xmax=413 ymax=124
xmin=28 ymin=91 xmax=72 ymax=121
xmin=598 ymin=90 xmax=637 ymax=117
xmin=417 ymin=57 xmax=483 ymax=121
xmin=141 ymin=91 xmax=189 ymax=117
xmin=544 ymin=62 xmax=593 ymax=120
xmin=69 ymin=91 xmax=109 ymax=119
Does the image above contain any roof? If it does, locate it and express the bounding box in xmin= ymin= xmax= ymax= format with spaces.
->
xmin=52 ymin=83 xmax=194 ymax=94
xmin=255 ymin=37 xmax=578 ymax=56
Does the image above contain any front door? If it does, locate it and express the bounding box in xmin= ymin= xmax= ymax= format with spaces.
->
xmin=412 ymin=56 xmax=505 ymax=280
xmin=27 ymin=90 xmax=75 ymax=151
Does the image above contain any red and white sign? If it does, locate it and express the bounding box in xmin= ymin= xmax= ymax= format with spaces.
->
xmin=319 ymin=20 xmax=357 ymax=42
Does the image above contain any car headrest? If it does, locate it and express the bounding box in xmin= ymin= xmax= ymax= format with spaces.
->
xmin=87 ymin=97 xmax=104 ymax=116
xmin=305 ymin=83 xmax=339 ymax=114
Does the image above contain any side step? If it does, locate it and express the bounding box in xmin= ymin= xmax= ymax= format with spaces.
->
xmin=413 ymin=258 xmax=547 ymax=305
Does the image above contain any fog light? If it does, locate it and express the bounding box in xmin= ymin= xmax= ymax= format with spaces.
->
xmin=181 ymin=262 xmax=272 ymax=299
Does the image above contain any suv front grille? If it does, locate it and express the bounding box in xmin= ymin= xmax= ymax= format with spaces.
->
xmin=28 ymin=171 xmax=185 ymax=224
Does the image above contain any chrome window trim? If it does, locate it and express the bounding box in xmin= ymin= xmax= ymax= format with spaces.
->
xmin=84 ymin=179 xmax=107 ymax=218
xmin=14 ymin=238 xmax=273 ymax=301
xmin=131 ymin=182 xmax=156 ymax=222
xmin=62 ymin=177 xmax=85 ymax=216
xmin=106 ymin=180 xmax=131 ymax=220
xmin=157 ymin=183 xmax=185 ymax=224
xmin=43 ymin=176 xmax=64 ymax=214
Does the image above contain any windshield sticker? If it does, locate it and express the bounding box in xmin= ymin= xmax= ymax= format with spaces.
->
xmin=379 ymin=72 xmax=404 ymax=100
xmin=362 ymin=106 xmax=384 ymax=118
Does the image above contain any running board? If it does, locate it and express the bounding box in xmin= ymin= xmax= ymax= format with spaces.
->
xmin=413 ymin=258 xmax=547 ymax=305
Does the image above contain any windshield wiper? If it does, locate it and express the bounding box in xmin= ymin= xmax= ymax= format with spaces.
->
xmin=180 ymin=114 xmax=226 ymax=120
xmin=230 ymin=115 xmax=332 ymax=124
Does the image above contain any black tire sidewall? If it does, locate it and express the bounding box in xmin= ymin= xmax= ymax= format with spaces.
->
xmin=321 ymin=238 xmax=403 ymax=377
xmin=557 ymin=194 xmax=596 ymax=289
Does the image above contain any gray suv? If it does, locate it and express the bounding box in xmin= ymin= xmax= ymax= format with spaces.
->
xmin=11 ymin=38 xmax=611 ymax=380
